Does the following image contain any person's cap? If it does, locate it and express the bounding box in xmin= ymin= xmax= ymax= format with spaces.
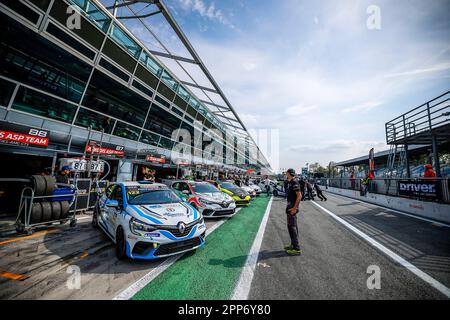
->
xmin=62 ymin=165 xmax=72 ymax=171
xmin=286 ymin=168 xmax=296 ymax=176
xmin=424 ymin=164 xmax=433 ymax=169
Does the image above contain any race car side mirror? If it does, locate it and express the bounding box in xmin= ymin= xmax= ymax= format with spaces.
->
xmin=106 ymin=200 xmax=119 ymax=208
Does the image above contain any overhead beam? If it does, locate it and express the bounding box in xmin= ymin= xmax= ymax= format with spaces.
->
xmin=181 ymin=81 xmax=218 ymax=94
xmin=201 ymin=100 xmax=229 ymax=111
xmin=116 ymin=10 xmax=162 ymax=20
xmin=148 ymin=50 xmax=197 ymax=64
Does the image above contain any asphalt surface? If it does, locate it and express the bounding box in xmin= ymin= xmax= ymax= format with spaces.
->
xmin=0 ymin=215 xmax=220 ymax=300
xmin=1 ymin=192 xmax=449 ymax=300
xmin=248 ymin=193 xmax=450 ymax=300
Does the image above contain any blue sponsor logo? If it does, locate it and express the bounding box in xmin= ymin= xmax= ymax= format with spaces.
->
xmin=144 ymin=232 xmax=160 ymax=238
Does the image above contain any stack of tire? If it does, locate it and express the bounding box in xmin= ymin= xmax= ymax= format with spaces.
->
xmin=26 ymin=175 xmax=70 ymax=224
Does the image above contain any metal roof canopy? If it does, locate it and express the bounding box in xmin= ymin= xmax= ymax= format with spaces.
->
xmin=101 ymin=0 xmax=271 ymax=169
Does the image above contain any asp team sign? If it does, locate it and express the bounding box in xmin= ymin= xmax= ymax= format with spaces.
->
xmin=398 ymin=180 xmax=441 ymax=200
xmin=0 ymin=121 xmax=49 ymax=148
xmin=85 ymin=141 xmax=125 ymax=157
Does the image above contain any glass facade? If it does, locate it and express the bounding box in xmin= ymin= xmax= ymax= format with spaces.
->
xmin=82 ymin=70 xmax=149 ymax=127
xmin=12 ymin=87 xmax=78 ymax=123
xmin=0 ymin=13 xmax=91 ymax=104
xmin=110 ymin=23 xmax=141 ymax=59
xmin=0 ymin=2 xmax=266 ymax=169
xmin=74 ymin=107 xmax=115 ymax=133
xmin=68 ymin=0 xmax=111 ymax=32
xmin=0 ymin=78 xmax=16 ymax=108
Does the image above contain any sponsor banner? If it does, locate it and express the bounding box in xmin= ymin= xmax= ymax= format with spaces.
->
xmin=0 ymin=121 xmax=49 ymax=148
xmin=146 ymin=154 xmax=166 ymax=164
xmin=398 ymin=180 xmax=441 ymax=200
xmin=85 ymin=141 xmax=125 ymax=157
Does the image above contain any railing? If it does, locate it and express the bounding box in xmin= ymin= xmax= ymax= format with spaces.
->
xmin=319 ymin=178 xmax=450 ymax=204
xmin=385 ymin=91 xmax=450 ymax=144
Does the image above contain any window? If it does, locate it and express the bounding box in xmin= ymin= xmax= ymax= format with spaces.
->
xmin=74 ymin=107 xmax=115 ymax=134
xmin=0 ymin=15 xmax=92 ymax=103
xmin=111 ymin=185 xmax=123 ymax=206
xmin=0 ymin=0 xmax=40 ymax=24
xmin=49 ymin=0 xmax=105 ymax=49
xmin=139 ymin=130 xmax=160 ymax=147
xmin=12 ymin=87 xmax=77 ymax=123
xmin=67 ymin=0 xmax=111 ymax=32
xmin=145 ymin=104 xmax=181 ymax=139
xmin=177 ymin=85 xmax=190 ymax=102
xmin=82 ymin=70 xmax=150 ymax=127
xmin=113 ymin=121 xmax=141 ymax=142
xmin=157 ymin=82 xmax=175 ymax=102
xmin=139 ymin=51 xmax=163 ymax=77
xmin=161 ymin=70 xmax=178 ymax=91
xmin=135 ymin=65 xmax=159 ymax=90
xmin=28 ymin=0 xmax=51 ymax=11
xmin=132 ymin=80 xmax=153 ymax=98
xmin=0 ymin=78 xmax=16 ymax=108
xmin=110 ymin=23 xmax=141 ymax=59
xmin=102 ymin=39 xmax=137 ymax=73
xmin=155 ymin=95 xmax=170 ymax=108
xmin=46 ymin=22 xmax=95 ymax=60
xmin=158 ymin=136 xmax=175 ymax=150
xmin=174 ymin=95 xmax=188 ymax=112
xmin=171 ymin=106 xmax=184 ymax=117
xmin=99 ymin=58 xmax=130 ymax=82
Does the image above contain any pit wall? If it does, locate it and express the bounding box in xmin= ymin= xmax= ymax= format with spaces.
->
xmin=325 ymin=187 xmax=450 ymax=224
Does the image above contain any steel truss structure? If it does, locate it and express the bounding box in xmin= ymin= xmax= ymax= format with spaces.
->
xmin=99 ymin=0 xmax=272 ymax=170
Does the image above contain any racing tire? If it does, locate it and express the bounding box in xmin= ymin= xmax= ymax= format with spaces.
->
xmin=92 ymin=204 xmax=100 ymax=229
xmin=40 ymin=201 xmax=52 ymax=222
xmin=273 ymin=190 xmax=278 ymax=197
xmin=31 ymin=175 xmax=46 ymax=196
xmin=115 ymin=227 xmax=127 ymax=260
xmin=43 ymin=176 xmax=56 ymax=195
xmin=60 ymin=201 xmax=70 ymax=219
xmin=50 ymin=201 xmax=61 ymax=221
xmin=30 ymin=202 xmax=42 ymax=224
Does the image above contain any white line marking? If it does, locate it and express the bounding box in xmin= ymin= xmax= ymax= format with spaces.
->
xmin=113 ymin=208 xmax=242 ymax=300
xmin=231 ymin=197 xmax=273 ymax=300
xmin=325 ymin=191 xmax=450 ymax=228
xmin=311 ymin=200 xmax=450 ymax=299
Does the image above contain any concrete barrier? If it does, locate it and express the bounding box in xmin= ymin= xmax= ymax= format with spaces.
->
xmin=325 ymin=186 xmax=450 ymax=224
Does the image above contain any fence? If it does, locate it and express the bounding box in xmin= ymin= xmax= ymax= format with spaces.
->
xmin=319 ymin=178 xmax=450 ymax=204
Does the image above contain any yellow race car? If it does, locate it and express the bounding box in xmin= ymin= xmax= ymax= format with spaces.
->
xmin=208 ymin=180 xmax=251 ymax=206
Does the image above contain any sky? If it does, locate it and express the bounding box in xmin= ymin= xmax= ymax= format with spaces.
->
xmin=107 ymin=0 xmax=450 ymax=173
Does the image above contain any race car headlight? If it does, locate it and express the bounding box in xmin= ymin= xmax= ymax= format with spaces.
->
xmin=199 ymin=198 xmax=214 ymax=205
xmin=130 ymin=217 xmax=157 ymax=235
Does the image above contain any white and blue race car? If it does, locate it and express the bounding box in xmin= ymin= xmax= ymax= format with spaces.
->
xmin=92 ymin=181 xmax=206 ymax=260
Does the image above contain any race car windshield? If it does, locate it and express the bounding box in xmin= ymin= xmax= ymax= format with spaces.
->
xmin=127 ymin=188 xmax=180 ymax=205
xmin=193 ymin=183 xmax=220 ymax=193
xmin=220 ymin=182 xmax=238 ymax=191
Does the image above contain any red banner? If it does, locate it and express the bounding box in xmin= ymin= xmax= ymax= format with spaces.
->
xmin=0 ymin=121 xmax=50 ymax=148
xmin=85 ymin=142 xmax=124 ymax=157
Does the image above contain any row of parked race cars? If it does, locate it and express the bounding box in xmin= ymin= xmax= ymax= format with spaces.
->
xmin=92 ymin=179 xmax=263 ymax=260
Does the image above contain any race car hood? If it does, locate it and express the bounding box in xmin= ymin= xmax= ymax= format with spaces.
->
xmin=197 ymin=192 xmax=230 ymax=203
xmin=126 ymin=202 xmax=198 ymax=226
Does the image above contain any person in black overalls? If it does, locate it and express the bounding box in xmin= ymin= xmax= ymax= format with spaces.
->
xmin=284 ymin=168 xmax=302 ymax=255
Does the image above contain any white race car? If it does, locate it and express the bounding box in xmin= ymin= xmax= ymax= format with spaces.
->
xmin=92 ymin=181 xmax=206 ymax=260
xmin=169 ymin=180 xmax=237 ymax=218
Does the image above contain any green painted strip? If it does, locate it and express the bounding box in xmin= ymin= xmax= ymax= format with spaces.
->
xmin=132 ymin=195 xmax=271 ymax=300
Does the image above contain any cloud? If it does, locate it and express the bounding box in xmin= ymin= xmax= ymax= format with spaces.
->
xmin=285 ymin=105 xmax=318 ymax=116
xmin=384 ymin=62 xmax=450 ymax=79
xmin=175 ymin=0 xmax=233 ymax=27
xmin=342 ymin=101 xmax=383 ymax=113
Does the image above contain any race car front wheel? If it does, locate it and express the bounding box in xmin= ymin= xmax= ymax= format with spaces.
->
xmin=116 ymin=227 xmax=127 ymax=260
